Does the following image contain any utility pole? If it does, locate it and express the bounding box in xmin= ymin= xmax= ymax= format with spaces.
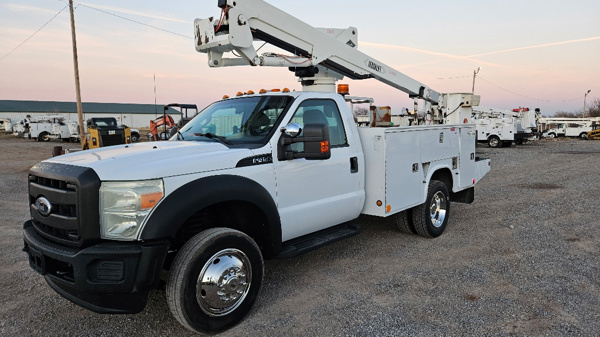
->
xmin=472 ymin=67 xmax=482 ymax=94
xmin=583 ymin=89 xmax=591 ymax=118
xmin=69 ymin=0 xmax=85 ymax=149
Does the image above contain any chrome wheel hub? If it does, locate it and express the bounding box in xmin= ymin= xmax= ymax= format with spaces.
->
xmin=429 ymin=191 xmax=447 ymax=228
xmin=197 ymin=248 xmax=251 ymax=317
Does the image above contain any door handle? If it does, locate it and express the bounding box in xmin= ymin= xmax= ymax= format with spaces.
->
xmin=350 ymin=157 xmax=358 ymax=173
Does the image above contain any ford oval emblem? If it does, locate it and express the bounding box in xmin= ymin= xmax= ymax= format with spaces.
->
xmin=35 ymin=197 xmax=52 ymax=217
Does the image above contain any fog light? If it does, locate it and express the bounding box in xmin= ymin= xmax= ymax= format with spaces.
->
xmin=95 ymin=261 xmax=124 ymax=282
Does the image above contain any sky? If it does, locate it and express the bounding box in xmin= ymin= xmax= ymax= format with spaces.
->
xmin=0 ymin=0 xmax=599 ymax=116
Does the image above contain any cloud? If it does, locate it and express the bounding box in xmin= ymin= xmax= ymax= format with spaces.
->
xmin=3 ymin=3 xmax=60 ymax=16
xmin=468 ymin=37 xmax=600 ymax=58
xmin=359 ymin=41 xmax=499 ymax=68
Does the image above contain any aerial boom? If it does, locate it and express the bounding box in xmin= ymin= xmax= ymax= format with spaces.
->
xmin=194 ymin=0 xmax=440 ymax=103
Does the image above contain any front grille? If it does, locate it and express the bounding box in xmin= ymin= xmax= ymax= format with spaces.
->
xmin=28 ymin=162 xmax=101 ymax=248
xmin=100 ymin=132 xmax=125 ymax=146
xmin=30 ymin=176 xmax=72 ymax=191
xmin=29 ymin=176 xmax=77 ymax=217
xmin=33 ymin=221 xmax=80 ymax=241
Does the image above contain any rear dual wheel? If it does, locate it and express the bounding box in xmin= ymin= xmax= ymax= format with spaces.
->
xmin=488 ymin=136 xmax=501 ymax=148
xmin=37 ymin=132 xmax=50 ymax=142
xmin=166 ymin=228 xmax=264 ymax=334
xmin=395 ymin=180 xmax=450 ymax=238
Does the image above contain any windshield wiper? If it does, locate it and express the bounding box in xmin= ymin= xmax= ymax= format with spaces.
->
xmin=194 ymin=132 xmax=232 ymax=145
xmin=176 ymin=130 xmax=185 ymax=141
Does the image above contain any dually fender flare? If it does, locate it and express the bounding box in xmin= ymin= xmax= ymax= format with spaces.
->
xmin=422 ymin=163 xmax=454 ymax=200
xmin=140 ymin=174 xmax=282 ymax=254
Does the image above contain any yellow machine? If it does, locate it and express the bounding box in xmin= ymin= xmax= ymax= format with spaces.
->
xmin=587 ymin=123 xmax=600 ymax=140
xmin=82 ymin=117 xmax=132 ymax=149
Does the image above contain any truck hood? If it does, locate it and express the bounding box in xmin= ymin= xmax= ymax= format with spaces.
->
xmin=46 ymin=141 xmax=255 ymax=180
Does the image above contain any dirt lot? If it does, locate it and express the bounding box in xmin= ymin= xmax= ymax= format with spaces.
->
xmin=1 ymin=134 xmax=599 ymax=336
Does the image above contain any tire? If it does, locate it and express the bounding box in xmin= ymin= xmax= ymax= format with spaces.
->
xmin=579 ymin=133 xmax=587 ymax=140
xmin=37 ymin=132 xmax=50 ymax=142
xmin=547 ymin=133 xmax=556 ymax=138
xmin=487 ymin=136 xmax=501 ymax=148
xmin=411 ymin=180 xmax=450 ymax=238
xmin=131 ymin=132 xmax=139 ymax=142
xmin=394 ymin=210 xmax=416 ymax=234
xmin=166 ymin=228 xmax=264 ymax=334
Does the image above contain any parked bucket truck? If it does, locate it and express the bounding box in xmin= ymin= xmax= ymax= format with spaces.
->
xmin=472 ymin=107 xmax=540 ymax=147
xmin=22 ymin=0 xmax=490 ymax=333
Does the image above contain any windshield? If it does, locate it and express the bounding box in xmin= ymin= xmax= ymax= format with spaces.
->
xmin=178 ymin=95 xmax=293 ymax=146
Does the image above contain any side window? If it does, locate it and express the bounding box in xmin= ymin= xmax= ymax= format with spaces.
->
xmin=289 ymin=99 xmax=347 ymax=152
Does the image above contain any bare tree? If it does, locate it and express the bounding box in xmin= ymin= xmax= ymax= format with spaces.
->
xmin=586 ymin=98 xmax=600 ymax=117
xmin=354 ymin=107 xmax=369 ymax=118
xmin=554 ymin=98 xmax=600 ymax=118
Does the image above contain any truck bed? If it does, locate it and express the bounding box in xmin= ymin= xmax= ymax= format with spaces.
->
xmin=358 ymin=124 xmax=490 ymax=217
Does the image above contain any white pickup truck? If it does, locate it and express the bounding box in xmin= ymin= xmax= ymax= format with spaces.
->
xmin=23 ymin=89 xmax=490 ymax=333
xmin=23 ymin=0 xmax=490 ymax=334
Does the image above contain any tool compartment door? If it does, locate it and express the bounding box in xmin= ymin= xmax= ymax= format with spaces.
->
xmin=359 ymin=127 xmax=423 ymax=217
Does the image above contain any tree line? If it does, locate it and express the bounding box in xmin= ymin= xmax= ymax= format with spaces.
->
xmin=555 ymin=98 xmax=600 ymax=118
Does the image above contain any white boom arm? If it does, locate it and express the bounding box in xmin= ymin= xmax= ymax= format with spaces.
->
xmin=194 ymin=0 xmax=440 ymax=104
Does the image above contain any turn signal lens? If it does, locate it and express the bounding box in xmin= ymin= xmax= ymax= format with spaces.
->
xmin=141 ymin=191 xmax=163 ymax=210
xmin=320 ymin=140 xmax=329 ymax=153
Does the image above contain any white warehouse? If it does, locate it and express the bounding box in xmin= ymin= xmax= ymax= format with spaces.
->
xmin=0 ymin=100 xmax=183 ymax=129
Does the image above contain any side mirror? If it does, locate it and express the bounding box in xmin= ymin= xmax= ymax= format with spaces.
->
xmin=281 ymin=122 xmax=302 ymax=137
xmin=278 ymin=123 xmax=331 ymax=160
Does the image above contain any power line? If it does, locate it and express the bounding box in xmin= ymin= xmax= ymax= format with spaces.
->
xmin=0 ymin=5 xmax=69 ymax=61
xmin=477 ymin=76 xmax=551 ymax=102
xmin=435 ymin=75 xmax=470 ymax=80
xmin=74 ymin=2 xmax=193 ymax=40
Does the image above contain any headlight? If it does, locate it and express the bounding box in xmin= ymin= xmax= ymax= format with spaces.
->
xmin=99 ymin=179 xmax=164 ymax=240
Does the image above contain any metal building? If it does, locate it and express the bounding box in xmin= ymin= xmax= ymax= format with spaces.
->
xmin=0 ymin=100 xmax=183 ymax=129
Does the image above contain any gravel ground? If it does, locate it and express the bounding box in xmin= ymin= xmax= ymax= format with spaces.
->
xmin=1 ymin=134 xmax=599 ymax=336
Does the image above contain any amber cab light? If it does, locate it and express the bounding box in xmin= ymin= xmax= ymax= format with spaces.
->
xmin=247 ymin=90 xmax=255 ymax=95
xmin=337 ymin=84 xmax=350 ymax=95
xmin=282 ymin=88 xmax=291 ymax=93
xmin=259 ymin=89 xmax=267 ymax=94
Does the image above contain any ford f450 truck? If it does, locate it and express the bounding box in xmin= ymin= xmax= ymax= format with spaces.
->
xmin=23 ymin=0 xmax=490 ymax=333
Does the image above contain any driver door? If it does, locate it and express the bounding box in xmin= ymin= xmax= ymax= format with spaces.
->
xmin=273 ymin=98 xmax=364 ymax=242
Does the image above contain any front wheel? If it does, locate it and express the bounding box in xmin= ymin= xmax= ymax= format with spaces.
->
xmin=411 ymin=180 xmax=450 ymax=238
xmin=166 ymin=228 xmax=264 ymax=334
xmin=579 ymin=133 xmax=588 ymax=140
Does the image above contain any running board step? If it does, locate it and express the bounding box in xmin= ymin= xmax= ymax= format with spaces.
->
xmin=277 ymin=222 xmax=361 ymax=259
